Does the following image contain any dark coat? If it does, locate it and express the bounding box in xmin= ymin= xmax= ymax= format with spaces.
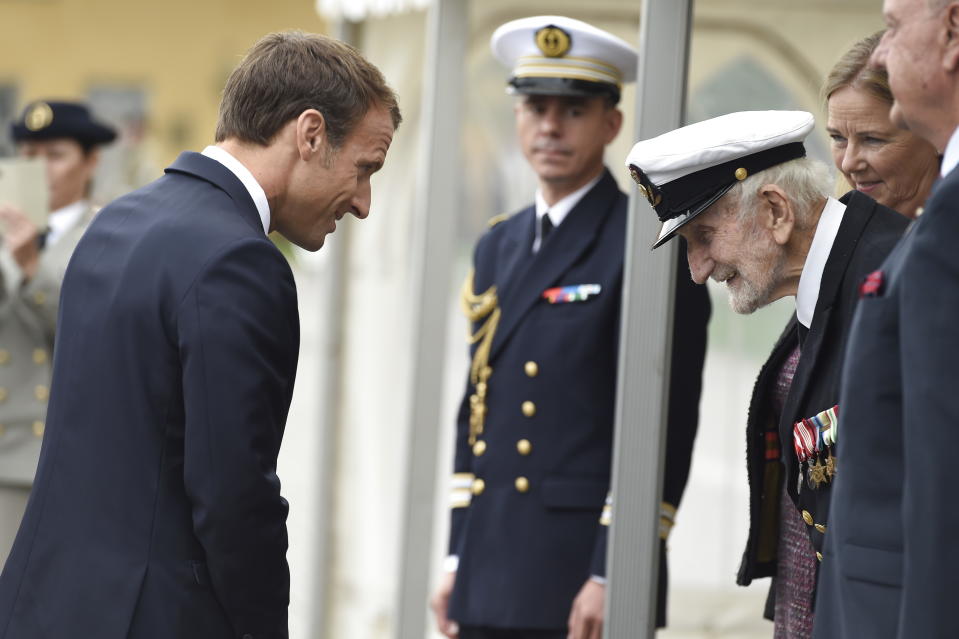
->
xmin=736 ymin=192 xmax=908 ymax=620
xmin=0 ymin=152 xmax=299 ymax=639
xmin=446 ymin=169 xmax=710 ymax=631
xmin=815 ymin=170 xmax=959 ymax=639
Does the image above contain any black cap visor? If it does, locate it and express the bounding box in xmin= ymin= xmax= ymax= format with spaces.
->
xmin=508 ymin=76 xmax=620 ymax=104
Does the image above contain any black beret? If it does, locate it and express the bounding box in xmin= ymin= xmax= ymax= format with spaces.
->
xmin=11 ymin=100 xmax=117 ymax=147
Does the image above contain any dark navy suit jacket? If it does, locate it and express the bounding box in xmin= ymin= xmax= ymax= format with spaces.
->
xmin=0 ymin=152 xmax=299 ymax=639
xmin=815 ymin=170 xmax=959 ymax=639
xmin=736 ymin=192 xmax=907 ymax=619
xmin=447 ymin=169 xmax=710 ymax=630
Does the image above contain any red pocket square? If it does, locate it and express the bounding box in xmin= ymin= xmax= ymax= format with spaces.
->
xmin=860 ymin=270 xmax=884 ymax=298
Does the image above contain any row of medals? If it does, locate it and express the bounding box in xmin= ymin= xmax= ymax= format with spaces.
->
xmin=803 ymin=446 xmax=837 ymax=490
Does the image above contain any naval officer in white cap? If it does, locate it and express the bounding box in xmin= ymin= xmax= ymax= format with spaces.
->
xmin=626 ymin=111 xmax=907 ymax=636
xmin=431 ymin=15 xmax=711 ymax=639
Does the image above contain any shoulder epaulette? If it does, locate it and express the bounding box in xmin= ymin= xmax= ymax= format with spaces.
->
xmin=487 ymin=213 xmax=509 ymax=228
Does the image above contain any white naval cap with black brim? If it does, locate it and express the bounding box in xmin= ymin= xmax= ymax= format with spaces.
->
xmin=490 ymin=15 xmax=638 ymax=104
xmin=625 ymin=110 xmax=816 ymax=249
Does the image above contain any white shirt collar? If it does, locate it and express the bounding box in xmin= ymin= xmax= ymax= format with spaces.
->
xmin=46 ymin=200 xmax=88 ymax=248
xmin=796 ymin=197 xmax=846 ymax=328
xmin=940 ymin=126 xmax=959 ymax=177
xmin=532 ymin=172 xmax=603 ymax=252
xmin=201 ymin=145 xmax=271 ymax=235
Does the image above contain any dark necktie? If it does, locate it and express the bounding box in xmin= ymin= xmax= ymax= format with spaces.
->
xmin=540 ymin=213 xmax=554 ymax=244
xmin=797 ymin=323 xmax=809 ymax=350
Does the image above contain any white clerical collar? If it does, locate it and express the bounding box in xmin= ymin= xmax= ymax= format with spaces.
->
xmin=46 ymin=200 xmax=88 ymax=248
xmin=532 ymin=172 xmax=603 ymax=252
xmin=796 ymin=197 xmax=846 ymax=328
xmin=201 ymin=145 xmax=271 ymax=235
xmin=940 ymin=126 xmax=959 ymax=177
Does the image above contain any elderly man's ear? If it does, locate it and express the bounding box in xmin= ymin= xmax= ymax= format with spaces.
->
xmin=943 ymin=3 xmax=959 ymax=72
xmin=756 ymin=183 xmax=795 ymax=246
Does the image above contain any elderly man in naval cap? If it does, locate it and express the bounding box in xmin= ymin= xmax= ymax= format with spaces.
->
xmin=431 ymin=14 xmax=710 ymax=639
xmin=626 ymin=111 xmax=907 ymax=637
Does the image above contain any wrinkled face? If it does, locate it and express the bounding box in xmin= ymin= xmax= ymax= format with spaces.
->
xmin=514 ymin=94 xmax=620 ymax=190
xmin=827 ymin=85 xmax=939 ymax=217
xmin=677 ymin=196 xmax=788 ymax=314
xmin=278 ymin=104 xmax=394 ymax=251
xmin=18 ymin=138 xmax=98 ymax=211
xmin=873 ymin=0 xmax=949 ymax=146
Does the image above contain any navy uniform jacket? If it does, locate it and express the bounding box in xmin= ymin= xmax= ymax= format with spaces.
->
xmin=446 ymin=169 xmax=710 ymax=630
xmin=814 ymin=170 xmax=959 ymax=639
xmin=0 ymin=152 xmax=298 ymax=639
xmin=736 ymin=192 xmax=907 ymax=619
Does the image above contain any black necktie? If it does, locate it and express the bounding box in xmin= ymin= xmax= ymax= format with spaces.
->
xmin=541 ymin=214 xmax=554 ymax=244
xmin=797 ymin=322 xmax=809 ymax=350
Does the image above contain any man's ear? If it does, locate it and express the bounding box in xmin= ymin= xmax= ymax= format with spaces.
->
xmin=296 ymin=109 xmax=327 ymax=161
xmin=943 ymin=3 xmax=959 ymax=72
xmin=604 ymin=107 xmax=623 ymax=143
xmin=756 ymin=183 xmax=795 ymax=246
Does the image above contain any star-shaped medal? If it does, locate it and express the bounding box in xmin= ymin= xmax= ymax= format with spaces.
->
xmin=809 ymin=458 xmax=828 ymax=488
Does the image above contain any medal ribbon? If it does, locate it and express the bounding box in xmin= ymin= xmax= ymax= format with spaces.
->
xmin=793 ymin=418 xmax=816 ymax=462
xmin=822 ymin=405 xmax=839 ymax=447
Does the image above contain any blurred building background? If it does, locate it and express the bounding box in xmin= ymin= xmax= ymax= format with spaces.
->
xmin=0 ymin=0 xmax=883 ymax=637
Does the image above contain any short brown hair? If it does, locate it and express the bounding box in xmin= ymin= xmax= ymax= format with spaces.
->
xmin=215 ymin=31 xmax=401 ymax=147
xmin=823 ymin=31 xmax=891 ymax=105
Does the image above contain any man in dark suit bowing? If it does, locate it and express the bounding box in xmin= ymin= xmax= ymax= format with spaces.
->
xmin=0 ymin=31 xmax=400 ymax=639
xmin=814 ymin=1 xmax=959 ymax=637
xmin=430 ymin=15 xmax=711 ymax=639
xmin=627 ymin=110 xmax=907 ymax=638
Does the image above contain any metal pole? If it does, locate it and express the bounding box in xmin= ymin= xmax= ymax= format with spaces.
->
xmin=604 ymin=1 xmax=693 ymax=637
xmin=395 ymin=1 xmax=468 ymax=637
xmin=311 ymin=18 xmax=358 ymax=639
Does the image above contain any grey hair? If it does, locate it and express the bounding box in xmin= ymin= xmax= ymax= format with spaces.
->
xmin=725 ymin=157 xmax=834 ymax=231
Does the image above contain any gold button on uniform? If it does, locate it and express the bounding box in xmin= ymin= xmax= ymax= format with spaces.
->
xmin=0 ymin=388 xmax=7 ymax=403
xmin=35 ymin=385 xmax=49 ymax=401
xmin=33 ymin=292 xmax=46 ymax=306
xmin=516 ymin=439 xmax=532 ymax=456
xmin=815 ymin=524 xmax=826 ymax=534
xmin=473 ymin=440 xmax=487 ymax=457
xmin=524 ymin=361 xmax=539 ymax=377
xmin=0 ymin=350 xmax=9 ymax=365
xmin=471 ymin=478 xmax=486 ymax=496
xmin=801 ymin=510 xmax=814 ymax=526
xmin=32 ymin=421 xmax=44 ymax=437
xmin=33 ymin=349 xmax=47 ymax=365
xmin=515 ymin=476 xmax=529 ymax=493
xmin=816 ymin=552 xmax=823 ymax=562
xmin=521 ymin=401 xmax=536 ymax=417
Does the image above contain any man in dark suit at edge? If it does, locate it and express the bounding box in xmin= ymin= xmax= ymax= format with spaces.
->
xmin=627 ymin=110 xmax=908 ymax=639
xmin=430 ymin=15 xmax=711 ymax=639
xmin=814 ymin=1 xmax=959 ymax=637
xmin=0 ymin=31 xmax=400 ymax=639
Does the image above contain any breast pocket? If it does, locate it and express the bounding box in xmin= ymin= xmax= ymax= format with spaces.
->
xmin=540 ymin=477 xmax=607 ymax=511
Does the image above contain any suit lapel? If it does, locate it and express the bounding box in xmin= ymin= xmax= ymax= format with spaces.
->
xmin=778 ymin=197 xmax=875 ymax=496
xmin=493 ymin=207 xmax=536 ymax=304
xmin=164 ymin=151 xmax=265 ymax=234
xmin=490 ymin=170 xmax=621 ymax=360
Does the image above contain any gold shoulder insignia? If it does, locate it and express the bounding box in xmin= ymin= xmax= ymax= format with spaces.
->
xmin=487 ymin=213 xmax=509 ymax=228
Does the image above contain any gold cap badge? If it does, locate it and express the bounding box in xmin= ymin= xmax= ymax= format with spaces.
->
xmin=25 ymin=102 xmax=53 ymax=131
xmin=535 ymin=26 xmax=571 ymax=58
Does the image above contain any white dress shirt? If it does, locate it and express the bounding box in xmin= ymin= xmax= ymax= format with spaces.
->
xmin=940 ymin=126 xmax=959 ymax=178
xmin=532 ymin=172 xmax=603 ymax=252
xmin=201 ymin=145 xmax=271 ymax=235
xmin=46 ymin=200 xmax=88 ymax=248
xmin=796 ymin=197 xmax=846 ymax=328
